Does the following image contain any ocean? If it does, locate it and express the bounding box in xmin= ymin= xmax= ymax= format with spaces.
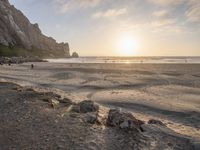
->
xmin=46 ymin=56 xmax=200 ymax=64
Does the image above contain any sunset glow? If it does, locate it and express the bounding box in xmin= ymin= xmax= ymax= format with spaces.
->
xmin=118 ymin=36 xmax=138 ymax=56
xmin=9 ymin=0 xmax=200 ymax=56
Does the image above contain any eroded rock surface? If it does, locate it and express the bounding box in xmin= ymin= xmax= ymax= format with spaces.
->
xmin=0 ymin=0 xmax=70 ymax=57
xmin=148 ymin=119 xmax=166 ymax=127
xmin=107 ymin=109 xmax=144 ymax=131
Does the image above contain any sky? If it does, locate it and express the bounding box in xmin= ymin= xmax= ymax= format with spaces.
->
xmin=9 ymin=0 xmax=200 ymax=56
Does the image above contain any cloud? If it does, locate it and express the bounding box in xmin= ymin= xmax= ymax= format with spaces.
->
xmin=152 ymin=10 xmax=176 ymax=27
xmin=149 ymin=0 xmax=184 ymax=6
xmin=186 ymin=5 xmax=200 ymax=22
xmin=92 ymin=8 xmax=127 ymax=19
xmin=53 ymin=0 xmax=102 ymax=13
xmin=149 ymin=0 xmax=199 ymax=6
xmin=153 ymin=10 xmax=169 ymax=18
xmin=188 ymin=0 xmax=199 ymax=5
xmin=151 ymin=18 xmax=176 ymax=27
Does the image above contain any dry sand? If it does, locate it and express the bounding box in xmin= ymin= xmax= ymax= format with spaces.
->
xmin=0 ymin=62 xmax=200 ymax=149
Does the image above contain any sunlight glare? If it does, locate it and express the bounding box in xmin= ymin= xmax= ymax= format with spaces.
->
xmin=117 ymin=35 xmax=139 ymax=56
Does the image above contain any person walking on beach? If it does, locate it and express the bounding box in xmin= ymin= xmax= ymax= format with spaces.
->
xmin=31 ymin=64 xmax=34 ymax=69
xmin=8 ymin=60 xmax=11 ymax=66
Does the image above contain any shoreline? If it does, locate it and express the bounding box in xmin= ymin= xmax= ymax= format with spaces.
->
xmin=45 ymin=56 xmax=200 ymax=64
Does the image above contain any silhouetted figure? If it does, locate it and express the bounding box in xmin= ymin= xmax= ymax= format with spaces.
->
xmin=185 ymin=59 xmax=188 ymax=63
xmin=31 ymin=64 xmax=34 ymax=69
xmin=8 ymin=60 xmax=11 ymax=66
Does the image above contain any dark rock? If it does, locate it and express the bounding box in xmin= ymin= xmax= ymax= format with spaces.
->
xmin=85 ymin=113 xmax=97 ymax=124
xmin=59 ymin=98 xmax=72 ymax=104
xmin=148 ymin=119 xmax=166 ymax=127
xmin=71 ymin=52 xmax=79 ymax=58
xmin=79 ymin=100 xmax=99 ymax=113
xmin=107 ymin=109 xmax=144 ymax=130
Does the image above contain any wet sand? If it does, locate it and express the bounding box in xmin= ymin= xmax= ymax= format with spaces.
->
xmin=0 ymin=62 xmax=200 ymax=149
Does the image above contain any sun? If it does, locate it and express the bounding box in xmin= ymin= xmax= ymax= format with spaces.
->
xmin=117 ymin=35 xmax=138 ymax=56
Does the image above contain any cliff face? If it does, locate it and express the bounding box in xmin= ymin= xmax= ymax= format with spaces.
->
xmin=0 ymin=0 xmax=70 ymax=58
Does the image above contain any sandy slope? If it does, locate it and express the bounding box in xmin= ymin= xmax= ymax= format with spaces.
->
xmin=0 ymin=62 xmax=200 ymax=147
xmin=0 ymin=82 xmax=196 ymax=150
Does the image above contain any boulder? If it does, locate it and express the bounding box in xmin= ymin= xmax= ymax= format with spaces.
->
xmin=85 ymin=113 xmax=97 ymax=124
xmin=79 ymin=100 xmax=99 ymax=113
xmin=148 ymin=119 xmax=166 ymax=127
xmin=107 ymin=109 xmax=144 ymax=130
xmin=71 ymin=52 xmax=79 ymax=58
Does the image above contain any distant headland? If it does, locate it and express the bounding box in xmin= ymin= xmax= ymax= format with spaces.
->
xmin=0 ymin=0 xmax=78 ymax=58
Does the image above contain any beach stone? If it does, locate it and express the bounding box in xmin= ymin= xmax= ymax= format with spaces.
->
xmin=120 ymin=121 xmax=130 ymax=129
xmin=85 ymin=113 xmax=97 ymax=124
xmin=49 ymin=99 xmax=60 ymax=108
xmin=79 ymin=100 xmax=99 ymax=113
xmin=107 ymin=109 xmax=144 ymax=130
xmin=96 ymin=113 xmax=107 ymax=125
xmin=148 ymin=119 xmax=166 ymax=127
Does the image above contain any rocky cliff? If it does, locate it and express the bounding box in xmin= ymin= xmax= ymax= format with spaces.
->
xmin=0 ymin=0 xmax=70 ymax=58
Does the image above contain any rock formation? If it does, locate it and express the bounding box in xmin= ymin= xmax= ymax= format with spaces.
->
xmin=0 ymin=0 xmax=70 ymax=58
xmin=71 ymin=52 xmax=79 ymax=58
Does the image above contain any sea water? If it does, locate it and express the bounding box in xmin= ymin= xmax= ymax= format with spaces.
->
xmin=46 ymin=56 xmax=200 ymax=64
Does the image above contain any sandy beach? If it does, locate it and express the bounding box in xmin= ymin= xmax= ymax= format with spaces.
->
xmin=0 ymin=62 xmax=200 ymax=149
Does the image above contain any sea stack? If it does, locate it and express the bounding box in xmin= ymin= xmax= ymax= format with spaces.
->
xmin=71 ymin=52 xmax=79 ymax=58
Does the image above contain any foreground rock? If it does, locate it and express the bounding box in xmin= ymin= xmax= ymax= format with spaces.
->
xmin=72 ymin=100 xmax=99 ymax=113
xmin=107 ymin=109 xmax=144 ymax=131
xmin=84 ymin=113 xmax=98 ymax=124
xmin=148 ymin=119 xmax=166 ymax=127
xmin=0 ymin=0 xmax=70 ymax=58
